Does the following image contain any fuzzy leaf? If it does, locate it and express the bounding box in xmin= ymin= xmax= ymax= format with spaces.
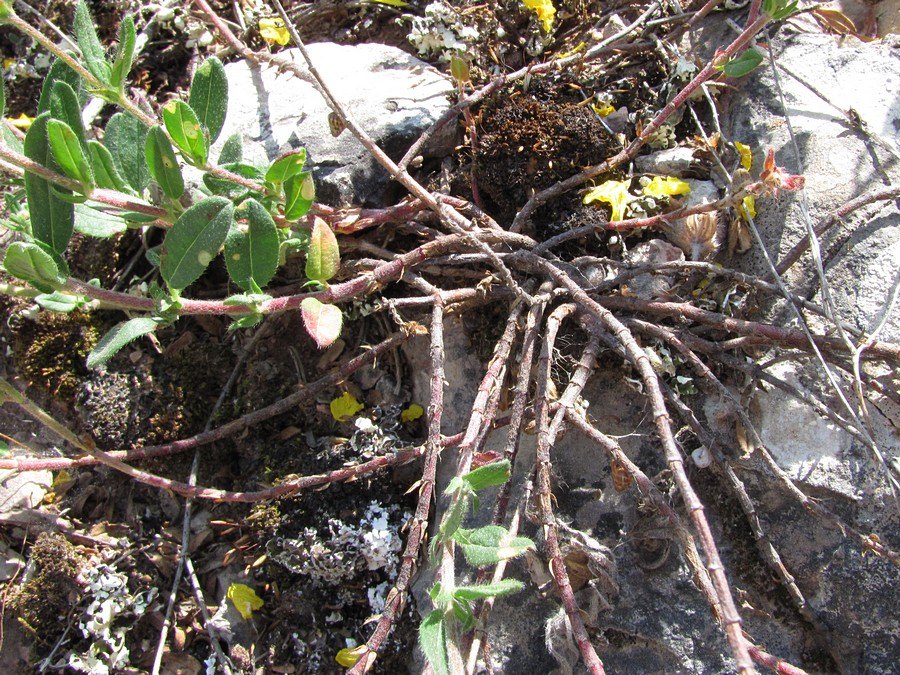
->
xmin=454 ymin=525 xmax=535 ymax=567
xmin=86 ymin=317 xmax=158 ymax=369
xmin=160 ymin=197 xmax=233 ymax=290
xmin=218 ymin=133 xmax=243 ymax=164
xmin=49 ymin=81 xmax=87 ymax=151
xmin=73 ymin=0 xmax=111 ymax=84
xmin=2 ymin=241 xmax=67 ymax=291
xmin=642 ymin=176 xmax=691 ymax=198
xmin=583 ymin=179 xmax=637 ymax=221
xmin=419 ymin=610 xmax=450 ymax=675
xmin=35 ymin=291 xmax=84 ymax=313
xmin=265 ymin=149 xmax=307 ymax=185
xmin=721 ymin=48 xmax=764 ymax=78
xmin=226 ymin=583 xmax=264 ymax=620
xmin=162 ymin=100 xmax=208 ymax=166
xmin=462 ymin=460 xmax=511 ymax=491
xmin=47 ymin=119 xmax=93 ymax=187
xmin=225 ymin=198 xmax=279 ymax=290
xmin=24 ymin=113 xmax=74 ymax=254
xmin=203 ymin=162 xmax=263 ymax=199
xmin=189 ymin=56 xmax=228 ymax=143
xmin=86 ymin=140 xmax=128 ymax=192
xmin=38 ymin=59 xmax=85 ymax=115
xmin=300 ymin=297 xmax=343 ymax=348
xmin=144 ymin=126 xmax=184 ymax=200
xmin=305 ymin=217 xmax=340 ymax=283
xmin=74 ymin=203 xmax=127 ymax=237
xmin=109 ymin=15 xmax=136 ymax=90
xmin=330 ymin=391 xmax=364 ymax=422
xmin=453 ymin=579 xmax=525 ymax=601
xmin=104 ymin=112 xmax=149 ymax=192
xmin=283 ymin=171 xmax=315 ymax=221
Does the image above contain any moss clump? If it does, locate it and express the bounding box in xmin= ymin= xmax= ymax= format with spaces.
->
xmin=10 ymin=533 xmax=85 ymax=645
xmin=13 ymin=310 xmax=99 ymax=399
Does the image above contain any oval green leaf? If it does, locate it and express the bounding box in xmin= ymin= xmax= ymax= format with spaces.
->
xmin=2 ymin=241 xmax=67 ymax=291
xmin=24 ymin=113 xmax=74 ymax=254
xmin=145 ymin=126 xmax=184 ymax=200
xmin=188 ymin=56 xmax=228 ymax=143
xmin=49 ymin=81 xmax=87 ymax=152
xmin=305 ymin=217 xmax=339 ymax=283
xmin=160 ymin=196 xmax=234 ymax=290
xmin=104 ymin=112 xmax=149 ymax=193
xmin=300 ymin=297 xmax=342 ymax=349
xmin=86 ymin=140 xmax=127 ymax=192
xmin=283 ymin=171 xmax=315 ymax=221
xmin=86 ymin=317 xmax=159 ymax=369
xmin=162 ymin=100 xmax=208 ymax=166
xmin=109 ymin=14 xmax=136 ymax=90
xmin=722 ymin=48 xmax=764 ymax=78
xmin=74 ymin=203 xmax=127 ymax=237
xmin=265 ymin=148 xmax=306 ymax=185
xmin=225 ymin=198 xmax=279 ymax=290
xmin=203 ymin=162 xmax=264 ymax=199
xmin=38 ymin=59 xmax=86 ymax=115
xmin=419 ymin=610 xmax=450 ymax=675
xmin=47 ymin=119 xmax=94 ymax=188
xmin=218 ymin=133 xmax=243 ymax=164
xmin=73 ymin=0 xmax=111 ymax=85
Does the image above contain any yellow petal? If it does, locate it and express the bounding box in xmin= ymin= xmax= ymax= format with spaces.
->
xmin=401 ymin=403 xmax=424 ymax=423
xmin=591 ymin=101 xmax=615 ymax=117
xmin=583 ymin=180 xmax=637 ymax=221
xmin=259 ymin=17 xmax=290 ymax=46
xmin=330 ymin=391 xmax=364 ymax=422
xmin=523 ymin=0 xmax=556 ymax=32
xmin=2 ymin=58 xmax=15 ymax=70
xmin=735 ymin=141 xmax=752 ymax=170
xmin=227 ymin=583 xmax=264 ymax=620
xmin=642 ymin=176 xmax=692 ymax=198
xmin=7 ymin=112 xmax=34 ymax=130
xmin=738 ymin=194 xmax=756 ymax=220
xmin=364 ymin=0 xmax=409 ymax=6
xmin=335 ymin=645 xmax=368 ymax=667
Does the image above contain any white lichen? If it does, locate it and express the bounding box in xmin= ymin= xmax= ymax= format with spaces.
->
xmin=408 ymin=2 xmax=479 ymax=62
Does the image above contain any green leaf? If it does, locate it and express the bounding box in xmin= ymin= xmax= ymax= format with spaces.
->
xmin=283 ymin=171 xmax=315 ymax=221
xmin=454 ymin=579 xmax=525 ymax=601
xmin=24 ymin=113 xmax=74 ymax=254
xmin=188 ymin=56 xmax=228 ymax=143
xmin=454 ymin=526 xmax=535 ymax=567
xmin=38 ymin=59 xmax=86 ymax=115
xmin=451 ymin=597 xmax=475 ymax=630
xmin=74 ymin=203 xmax=127 ymax=237
xmin=300 ymin=297 xmax=342 ymax=348
xmin=104 ymin=112 xmax=150 ymax=192
xmin=764 ymin=0 xmax=800 ymax=20
xmin=218 ymin=133 xmax=243 ymax=164
xmin=145 ymin=126 xmax=184 ymax=200
xmin=160 ymin=197 xmax=233 ymax=290
xmin=109 ymin=15 xmax=136 ymax=90
xmin=720 ymin=48 xmax=764 ymax=78
xmin=162 ymin=100 xmax=208 ymax=166
xmin=86 ymin=140 xmax=127 ymax=192
xmin=418 ymin=610 xmax=450 ymax=675
xmin=225 ymin=198 xmax=279 ymax=290
xmin=203 ymin=162 xmax=264 ymax=199
xmin=49 ymin=81 xmax=87 ymax=151
xmin=462 ymin=460 xmax=511 ymax=492
xmin=73 ymin=0 xmax=111 ymax=84
xmin=436 ymin=491 xmax=470 ymax=545
xmin=47 ymin=119 xmax=94 ymax=188
xmin=305 ymin=217 xmax=339 ymax=283
xmin=35 ymin=291 xmax=84 ymax=312
xmin=86 ymin=317 xmax=159 ymax=369
xmin=2 ymin=241 xmax=67 ymax=291
xmin=265 ymin=148 xmax=306 ymax=185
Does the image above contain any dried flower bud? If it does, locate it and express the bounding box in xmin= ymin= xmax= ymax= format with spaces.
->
xmin=662 ymin=211 xmax=725 ymax=261
xmin=760 ymin=148 xmax=805 ymax=198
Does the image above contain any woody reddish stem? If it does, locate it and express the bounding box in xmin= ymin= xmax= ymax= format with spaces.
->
xmin=534 ymin=303 xmax=605 ymax=674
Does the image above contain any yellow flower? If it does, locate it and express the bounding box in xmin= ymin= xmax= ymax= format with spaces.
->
xmin=335 ymin=645 xmax=368 ymax=667
xmin=642 ymin=176 xmax=692 ymax=198
xmin=330 ymin=391 xmax=364 ymax=422
xmin=2 ymin=58 xmax=15 ymax=70
xmin=735 ymin=141 xmax=752 ymax=170
xmin=591 ymin=101 xmax=615 ymax=117
xmin=259 ymin=17 xmax=290 ymax=46
xmin=401 ymin=403 xmax=424 ymax=423
xmin=583 ymin=180 xmax=637 ymax=221
xmin=738 ymin=194 xmax=756 ymax=220
xmin=523 ymin=0 xmax=556 ymax=33
xmin=7 ymin=112 xmax=34 ymax=130
xmin=227 ymin=583 xmax=263 ymax=620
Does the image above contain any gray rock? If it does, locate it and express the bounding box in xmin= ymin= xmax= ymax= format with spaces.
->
xmin=213 ymin=43 xmax=456 ymax=207
xmin=634 ymin=147 xmax=700 ymax=177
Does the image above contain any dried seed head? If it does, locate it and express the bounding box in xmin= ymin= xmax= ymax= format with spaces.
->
xmin=663 ymin=211 xmax=725 ymax=260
